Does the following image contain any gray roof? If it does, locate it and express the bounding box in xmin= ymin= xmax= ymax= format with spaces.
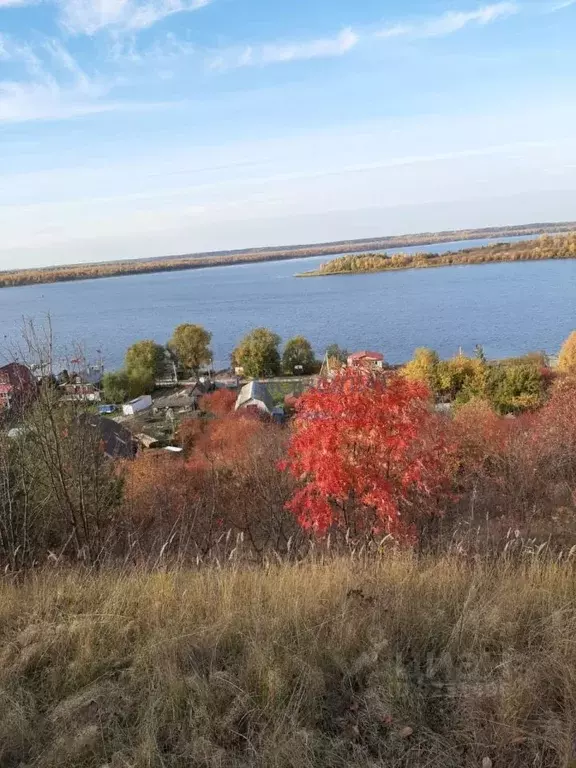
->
xmin=79 ymin=414 xmax=137 ymax=459
xmin=235 ymin=381 xmax=274 ymax=413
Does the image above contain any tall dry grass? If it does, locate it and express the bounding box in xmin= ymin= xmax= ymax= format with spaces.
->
xmin=2 ymin=555 xmax=576 ymax=767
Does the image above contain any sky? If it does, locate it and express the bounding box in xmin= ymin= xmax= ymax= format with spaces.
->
xmin=1 ymin=0 xmax=576 ymax=269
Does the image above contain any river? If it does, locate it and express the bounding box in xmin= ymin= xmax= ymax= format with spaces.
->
xmin=1 ymin=235 xmax=574 ymax=369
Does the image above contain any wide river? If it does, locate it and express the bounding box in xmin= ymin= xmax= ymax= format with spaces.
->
xmin=1 ymin=235 xmax=575 ymax=369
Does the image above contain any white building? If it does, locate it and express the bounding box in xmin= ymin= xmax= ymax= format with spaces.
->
xmin=235 ymin=381 xmax=274 ymax=415
xmin=122 ymin=394 xmax=153 ymax=416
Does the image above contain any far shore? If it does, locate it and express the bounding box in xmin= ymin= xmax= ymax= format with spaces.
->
xmin=2 ymin=221 xmax=576 ymax=290
xmin=297 ymin=233 xmax=576 ymax=278
xmin=295 ymin=254 xmax=576 ymax=278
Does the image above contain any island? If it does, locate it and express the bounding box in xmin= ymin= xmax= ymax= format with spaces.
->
xmin=297 ymin=232 xmax=576 ymax=277
xmin=2 ymin=222 xmax=576 ymax=289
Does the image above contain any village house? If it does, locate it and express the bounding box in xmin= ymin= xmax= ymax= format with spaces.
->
xmin=80 ymin=414 xmax=138 ymax=459
xmin=0 ymin=363 xmax=36 ymax=411
xmin=60 ymin=382 xmax=101 ymax=402
xmin=347 ymin=351 xmax=385 ymax=370
xmin=235 ymin=381 xmax=274 ymax=415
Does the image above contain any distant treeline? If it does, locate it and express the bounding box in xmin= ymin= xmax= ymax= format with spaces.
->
xmin=301 ymin=233 xmax=576 ymax=277
xmin=2 ymin=222 xmax=576 ymax=289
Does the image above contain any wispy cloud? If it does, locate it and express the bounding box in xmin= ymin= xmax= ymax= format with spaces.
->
xmin=544 ymin=0 xmax=576 ymax=11
xmin=208 ymin=28 xmax=359 ymax=71
xmin=209 ymin=4 xmax=519 ymax=72
xmin=0 ymin=0 xmax=34 ymax=6
xmin=378 ymin=3 xmax=519 ymax=39
xmin=0 ymin=33 xmax=165 ymax=122
xmin=58 ymin=0 xmax=212 ymax=35
xmin=108 ymin=30 xmax=196 ymax=65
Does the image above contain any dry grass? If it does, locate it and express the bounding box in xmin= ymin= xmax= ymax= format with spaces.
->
xmin=2 ymin=556 xmax=576 ymax=767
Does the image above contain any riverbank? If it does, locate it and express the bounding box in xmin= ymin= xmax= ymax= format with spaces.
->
xmin=1 ymin=222 xmax=575 ymax=289
xmin=298 ymin=232 xmax=576 ymax=277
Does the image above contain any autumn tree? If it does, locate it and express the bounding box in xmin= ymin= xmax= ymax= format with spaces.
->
xmin=124 ymin=340 xmax=165 ymax=393
xmin=232 ymin=328 xmax=281 ymax=378
xmin=451 ymin=378 xmax=576 ymax=541
xmin=199 ymin=388 xmax=237 ymax=417
xmin=402 ymin=347 xmax=440 ymax=394
xmin=168 ymin=323 xmax=212 ymax=378
xmin=5 ymin=386 xmax=125 ymax=565
xmin=188 ymin=412 xmax=297 ymax=554
xmin=282 ymin=368 xmax=453 ymax=541
xmin=437 ymin=353 xmax=488 ymax=403
xmin=558 ymin=331 xmax=576 ymax=375
xmin=282 ymin=336 xmax=316 ymax=375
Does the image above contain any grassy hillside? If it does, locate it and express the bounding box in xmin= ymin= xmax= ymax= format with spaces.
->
xmin=2 ymin=555 xmax=576 ymax=767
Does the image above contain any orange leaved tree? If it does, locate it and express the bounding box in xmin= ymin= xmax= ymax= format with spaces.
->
xmin=282 ymin=368 xmax=454 ymax=542
xmin=199 ymin=388 xmax=237 ymax=417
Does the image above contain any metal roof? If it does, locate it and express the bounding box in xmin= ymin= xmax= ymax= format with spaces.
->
xmin=348 ymin=351 xmax=384 ymax=361
xmin=235 ymin=381 xmax=274 ymax=412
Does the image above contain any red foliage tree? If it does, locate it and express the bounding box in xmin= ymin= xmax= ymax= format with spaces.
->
xmin=199 ymin=389 xmax=237 ymax=418
xmin=177 ymin=417 xmax=207 ymax=452
xmin=282 ymin=368 xmax=454 ymax=541
xmin=449 ymin=382 xmax=576 ymax=545
xmin=188 ymin=411 xmax=265 ymax=471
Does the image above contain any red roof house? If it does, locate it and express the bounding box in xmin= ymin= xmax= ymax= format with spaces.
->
xmin=0 ymin=363 xmax=36 ymax=411
xmin=347 ymin=351 xmax=385 ymax=370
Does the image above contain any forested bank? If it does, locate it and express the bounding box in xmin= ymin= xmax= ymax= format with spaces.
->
xmin=1 ymin=222 xmax=574 ymax=288
xmin=302 ymin=232 xmax=576 ymax=276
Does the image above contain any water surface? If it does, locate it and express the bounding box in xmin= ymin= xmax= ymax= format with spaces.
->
xmin=1 ymin=236 xmax=573 ymax=369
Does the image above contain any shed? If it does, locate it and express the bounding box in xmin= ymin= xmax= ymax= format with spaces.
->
xmin=79 ymin=415 xmax=137 ymax=459
xmin=122 ymin=394 xmax=153 ymax=416
xmin=235 ymin=381 xmax=274 ymax=415
xmin=135 ymin=433 xmax=160 ymax=449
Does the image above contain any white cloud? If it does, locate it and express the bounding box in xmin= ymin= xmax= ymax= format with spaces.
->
xmin=208 ymin=28 xmax=359 ymax=71
xmin=378 ymin=3 xmax=519 ymax=39
xmin=0 ymin=0 xmax=33 ymax=6
xmin=545 ymin=0 xmax=576 ymax=10
xmin=209 ymin=5 xmax=518 ymax=72
xmin=58 ymin=0 xmax=212 ymax=35
xmin=0 ymin=81 xmax=106 ymax=122
xmin=0 ymin=33 xmax=169 ymax=122
xmin=108 ymin=30 xmax=196 ymax=65
xmin=0 ymin=74 xmax=175 ymax=122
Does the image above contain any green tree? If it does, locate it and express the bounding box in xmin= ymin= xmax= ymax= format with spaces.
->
xmin=124 ymin=340 xmax=165 ymax=392
xmin=168 ymin=324 xmax=212 ymax=377
xmin=325 ymin=344 xmax=349 ymax=364
xmin=232 ymin=328 xmax=281 ymax=378
xmin=558 ymin=331 xmax=576 ymax=375
xmin=283 ymin=336 xmax=316 ymax=375
xmin=127 ymin=370 xmax=157 ymax=399
xmin=474 ymin=344 xmax=487 ymax=363
xmin=487 ymin=363 xmax=544 ymax=414
xmin=102 ymin=371 xmax=130 ymax=403
xmin=402 ymin=348 xmax=440 ymax=395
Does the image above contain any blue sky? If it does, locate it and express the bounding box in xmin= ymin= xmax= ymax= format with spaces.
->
xmin=1 ymin=0 xmax=576 ymax=268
